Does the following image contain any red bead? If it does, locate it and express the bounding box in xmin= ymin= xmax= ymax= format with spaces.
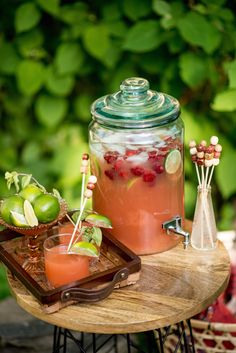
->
xmin=197 ymin=144 xmax=204 ymax=152
xmin=82 ymin=153 xmax=89 ymax=160
xmin=191 ymin=155 xmax=197 ymax=162
xmin=87 ymin=183 xmax=95 ymax=190
xmin=197 ymin=158 xmax=204 ymax=166
xmin=206 ymin=145 xmax=214 ymax=154
xmin=214 ymin=151 xmax=221 ymax=159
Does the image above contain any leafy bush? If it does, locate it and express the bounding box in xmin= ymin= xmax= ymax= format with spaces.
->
xmin=0 ymin=0 xmax=235 ymax=231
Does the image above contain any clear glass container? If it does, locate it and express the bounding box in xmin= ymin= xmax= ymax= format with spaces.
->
xmin=191 ymin=186 xmax=217 ymax=250
xmin=89 ymin=77 xmax=184 ymax=255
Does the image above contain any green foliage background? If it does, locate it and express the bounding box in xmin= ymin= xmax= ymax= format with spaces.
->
xmin=0 ymin=0 xmax=236 ymax=298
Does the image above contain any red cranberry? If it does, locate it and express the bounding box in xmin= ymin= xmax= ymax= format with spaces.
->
xmin=131 ymin=166 xmax=145 ymax=176
xmin=159 ymin=146 xmax=169 ymax=156
xmin=114 ymin=159 xmax=124 ymax=171
xmin=118 ymin=169 xmax=129 ymax=179
xmin=104 ymin=169 xmax=116 ymax=180
xmin=148 ymin=151 xmax=164 ymax=163
xmin=153 ymin=164 xmax=164 ymax=174
xmin=143 ymin=170 xmax=156 ymax=183
xmin=148 ymin=150 xmax=157 ymax=159
xmin=191 ymin=155 xmax=197 ymax=162
xmin=125 ymin=149 xmax=138 ymax=158
xmin=104 ymin=151 xmax=119 ymax=164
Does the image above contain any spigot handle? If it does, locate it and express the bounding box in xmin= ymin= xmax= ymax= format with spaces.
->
xmin=162 ymin=216 xmax=190 ymax=249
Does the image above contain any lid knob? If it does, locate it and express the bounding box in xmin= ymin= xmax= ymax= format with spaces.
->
xmin=120 ymin=77 xmax=149 ymax=100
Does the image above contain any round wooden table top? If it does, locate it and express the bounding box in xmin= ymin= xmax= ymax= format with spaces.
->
xmin=8 ymin=239 xmax=230 ymax=334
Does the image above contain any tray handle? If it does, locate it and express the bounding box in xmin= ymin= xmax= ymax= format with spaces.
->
xmin=61 ymin=268 xmax=129 ymax=303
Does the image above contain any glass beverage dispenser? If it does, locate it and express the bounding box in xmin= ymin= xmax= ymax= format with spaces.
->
xmin=89 ymin=78 xmax=189 ymax=255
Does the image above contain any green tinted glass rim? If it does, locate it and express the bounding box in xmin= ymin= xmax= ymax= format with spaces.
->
xmin=90 ymin=77 xmax=180 ymax=128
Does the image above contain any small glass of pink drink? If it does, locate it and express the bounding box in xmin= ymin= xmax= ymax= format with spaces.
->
xmin=44 ymin=233 xmax=90 ymax=288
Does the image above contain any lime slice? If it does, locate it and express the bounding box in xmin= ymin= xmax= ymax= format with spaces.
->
xmin=70 ymin=241 xmax=99 ymax=257
xmin=85 ymin=214 xmax=112 ymax=229
xmin=127 ymin=177 xmax=139 ymax=190
xmin=24 ymin=200 xmax=39 ymax=227
xmin=10 ymin=211 xmax=29 ymax=227
xmin=165 ymin=149 xmax=182 ymax=174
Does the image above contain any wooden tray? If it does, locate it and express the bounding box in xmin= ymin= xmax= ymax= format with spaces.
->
xmin=0 ymin=227 xmax=141 ymax=311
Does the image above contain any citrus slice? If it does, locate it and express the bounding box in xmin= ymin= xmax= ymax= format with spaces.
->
xmin=127 ymin=177 xmax=139 ymax=190
xmin=10 ymin=211 xmax=29 ymax=227
xmin=24 ymin=200 xmax=39 ymax=227
xmin=70 ymin=241 xmax=99 ymax=257
xmin=85 ymin=214 xmax=112 ymax=229
xmin=165 ymin=149 xmax=182 ymax=174
xmin=0 ymin=195 xmax=24 ymax=224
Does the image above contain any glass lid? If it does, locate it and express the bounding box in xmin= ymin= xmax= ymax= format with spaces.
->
xmin=91 ymin=77 xmax=180 ymax=128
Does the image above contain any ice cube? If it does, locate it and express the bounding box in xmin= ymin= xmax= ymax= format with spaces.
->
xmin=126 ymin=152 xmax=148 ymax=163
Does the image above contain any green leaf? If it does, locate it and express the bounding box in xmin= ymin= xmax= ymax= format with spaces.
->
xmin=55 ymin=42 xmax=84 ymax=75
xmin=74 ymin=94 xmax=92 ymax=122
xmin=152 ymin=0 xmax=171 ymax=17
xmin=16 ymin=29 xmax=44 ymax=57
xmin=21 ymin=175 xmax=32 ymax=189
xmin=15 ymin=3 xmax=41 ymax=33
xmin=177 ymin=12 xmax=221 ymax=53
xmin=179 ymin=52 xmax=207 ymax=88
xmin=0 ymin=42 xmax=20 ymax=74
xmin=46 ymin=66 xmax=75 ymax=96
xmin=16 ymin=59 xmax=45 ymax=96
xmin=102 ymin=3 xmax=122 ymax=21
xmin=91 ymin=227 xmax=102 ymax=247
xmin=123 ymin=20 xmax=163 ymax=52
xmin=83 ymin=25 xmax=111 ymax=61
xmin=225 ymin=60 xmax=236 ymax=89
xmin=211 ymin=89 xmax=236 ymax=112
xmin=36 ymin=0 xmax=59 ymax=15
xmin=122 ymin=0 xmax=152 ymax=21
xmin=35 ymin=94 xmax=68 ymax=128
xmin=59 ymin=3 xmax=88 ymax=24
xmin=216 ymin=142 xmax=236 ymax=198
xmin=105 ymin=21 xmax=128 ymax=38
xmin=22 ymin=142 xmax=41 ymax=164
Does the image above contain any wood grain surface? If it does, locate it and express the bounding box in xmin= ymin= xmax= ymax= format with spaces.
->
xmin=8 ymin=240 xmax=230 ymax=334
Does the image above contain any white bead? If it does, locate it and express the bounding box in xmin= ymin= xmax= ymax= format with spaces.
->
xmin=190 ymin=147 xmax=197 ymax=155
xmin=215 ymin=144 xmax=222 ymax=152
xmin=84 ymin=189 xmax=93 ymax=198
xmin=189 ymin=140 xmax=196 ymax=148
xmin=197 ymin=151 xmax=204 ymax=159
xmin=210 ymin=136 xmax=219 ymax=145
xmin=205 ymin=159 xmax=213 ymax=167
xmin=200 ymin=140 xmax=207 ymax=146
xmin=212 ymin=158 xmax=220 ymax=166
xmin=81 ymin=159 xmax=89 ymax=167
xmin=88 ymin=175 xmax=97 ymax=184
xmin=80 ymin=166 xmax=88 ymax=174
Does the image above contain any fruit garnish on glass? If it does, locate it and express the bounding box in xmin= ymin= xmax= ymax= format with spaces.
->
xmin=63 ymin=153 xmax=112 ymax=257
xmin=44 ymin=153 xmax=112 ymax=288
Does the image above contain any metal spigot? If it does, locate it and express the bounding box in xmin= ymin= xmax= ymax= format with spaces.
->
xmin=162 ymin=216 xmax=190 ymax=249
